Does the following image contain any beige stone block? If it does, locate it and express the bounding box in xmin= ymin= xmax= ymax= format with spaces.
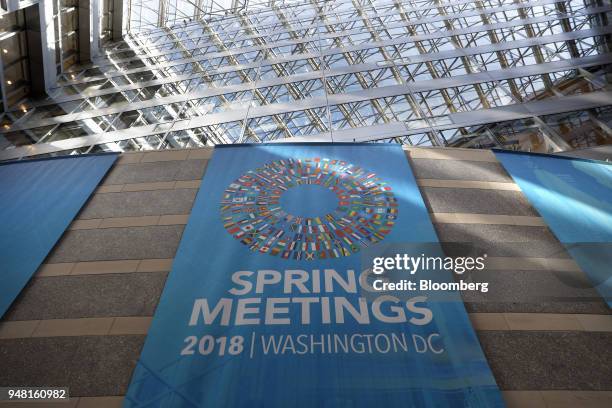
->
xmin=32 ymin=318 xmax=114 ymax=337
xmin=576 ymin=314 xmax=612 ymax=332
xmin=121 ymin=181 xmax=176 ymax=192
xmin=96 ymin=184 xmax=124 ymax=194
xmin=540 ymin=391 xmax=612 ymax=408
xmin=174 ymin=180 xmax=201 ymax=189
xmin=406 ymin=147 xmax=497 ymax=162
xmin=99 ymin=215 xmax=160 ymax=229
xmin=418 ymin=179 xmax=494 ymax=189
xmin=417 ymin=179 xmax=455 ymax=188
xmin=37 ymin=263 xmax=75 ymax=277
xmin=71 ymin=260 xmax=140 ymax=275
xmin=458 ymin=213 xmax=516 ymax=224
xmin=469 ymin=313 xmax=509 ymax=330
xmin=70 ymin=219 xmax=103 ymax=230
xmin=187 ymin=148 xmax=213 ymax=160
xmin=502 ymin=391 xmax=547 ymax=408
xmin=431 ymin=212 xmax=544 ymax=226
xmin=487 ymin=181 xmax=521 ymax=191
xmin=545 ymin=258 xmax=581 ymax=272
xmin=511 ymin=215 xmax=546 ymax=226
xmin=137 ymin=258 xmax=174 ymax=272
xmin=0 ymin=320 xmax=40 ymax=339
xmin=417 ymin=179 xmax=520 ymax=191
xmin=454 ymin=180 xmax=494 ymax=189
xmin=504 ymin=313 xmax=582 ymax=331
xmin=430 ymin=213 xmax=458 ymax=223
xmin=140 ymin=150 xmax=190 ymax=163
xmin=158 ymin=214 xmax=189 ymax=225
xmin=110 ymin=317 xmax=152 ymax=335
xmin=116 ymin=152 xmax=144 ymax=164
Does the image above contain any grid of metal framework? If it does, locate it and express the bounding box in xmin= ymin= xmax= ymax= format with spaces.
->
xmin=126 ymin=0 xmax=247 ymax=32
xmin=0 ymin=0 xmax=611 ymax=159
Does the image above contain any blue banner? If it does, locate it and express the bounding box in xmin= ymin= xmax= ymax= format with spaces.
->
xmin=495 ymin=150 xmax=612 ymax=307
xmin=0 ymin=154 xmax=118 ymax=317
xmin=125 ymin=144 xmax=502 ymax=407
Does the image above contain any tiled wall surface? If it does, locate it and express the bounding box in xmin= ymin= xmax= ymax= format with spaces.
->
xmin=0 ymin=147 xmax=611 ymax=408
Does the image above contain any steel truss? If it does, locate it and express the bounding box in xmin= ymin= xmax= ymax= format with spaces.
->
xmin=0 ymin=0 xmax=610 ymax=159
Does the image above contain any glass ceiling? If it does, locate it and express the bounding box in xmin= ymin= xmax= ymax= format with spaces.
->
xmin=126 ymin=0 xmax=260 ymax=32
xmin=1 ymin=0 xmax=611 ymax=160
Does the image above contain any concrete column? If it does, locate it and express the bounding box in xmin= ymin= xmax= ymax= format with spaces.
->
xmin=79 ymin=0 xmax=91 ymax=61
xmin=24 ymin=4 xmax=45 ymax=96
xmin=90 ymin=0 xmax=100 ymax=58
xmin=111 ymin=0 xmax=122 ymax=41
xmin=7 ymin=0 xmax=19 ymax=11
xmin=38 ymin=0 xmax=57 ymax=92
xmin=80 ymin=0 xmax=105 ymax=62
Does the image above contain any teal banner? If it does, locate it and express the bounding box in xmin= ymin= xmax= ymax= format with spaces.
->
xmin=495 ymin=150 xmax=612 ymax=307
xmin=0 ymin=154 xmax=118 ymax=317
xmin=125 ymin=144 xmax=502 ymax=407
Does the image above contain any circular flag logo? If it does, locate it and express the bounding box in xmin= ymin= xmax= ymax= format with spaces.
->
xmin=220 ymin=157 xmax=397 ymax=260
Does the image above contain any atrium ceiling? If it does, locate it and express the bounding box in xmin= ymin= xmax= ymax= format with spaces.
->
xmin=0 ymin=0 xmax=610 ymax=159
